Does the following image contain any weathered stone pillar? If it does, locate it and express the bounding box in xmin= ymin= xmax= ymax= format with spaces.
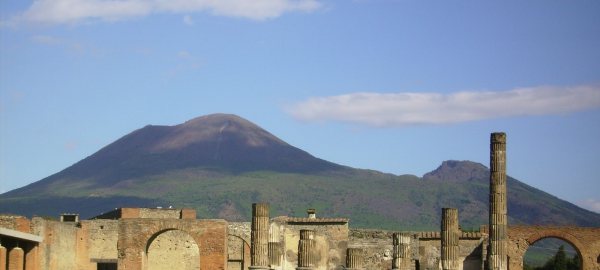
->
xmin=25 ymin=245 xmax=38 ymax=270
xmin=296 ymin=230 xmax=315 ymax=270
xmin=251 ymin=203 xmax=270 ymax=270
xmin=487 ymin=132 xmax=507 ymax=270
xmin=268 ymin=224 xmax=282 ymax=270
xmin=268 ymin=242 xmax=282 ymax=269
xmin=345 ymin=248 xmax=364 ymax=270
xmin=441 ymin=208 xmax=459 ymax=270
xmin=8 ymin=247 xmax=24 ymax=270
xmin=0 ymin=242 xmax=7 ymax=270
xmin=392 ymin=233 xmax=411 ymax=270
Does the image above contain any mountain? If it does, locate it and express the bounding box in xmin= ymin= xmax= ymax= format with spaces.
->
xmin=1 ymin=114 xmax=599 ymax=230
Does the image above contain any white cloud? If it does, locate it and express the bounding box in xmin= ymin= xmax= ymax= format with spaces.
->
xmin=11 ymin=0 xmax=322 ymax=25
xmin=287 ymin=85 xmax=600 ymax=127
xmin=577 ymin=199 xmax=600 ymax=214
xmin=31 ymin=35 xmax=86 ymax=53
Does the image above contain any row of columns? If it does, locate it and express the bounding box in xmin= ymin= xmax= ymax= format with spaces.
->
xmin=250 ymin=203 xmax=367 ymax=270
xmin=250 ymin=132 xmax=507 ymax=270
xmin=249 ymin=205 xmax=460 ymax=270
xmin=0 ymin=243 xmax=37 ymax=270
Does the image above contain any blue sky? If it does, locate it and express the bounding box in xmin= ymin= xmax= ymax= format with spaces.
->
xmin=1 ymin=0 xmax=599 ymax=213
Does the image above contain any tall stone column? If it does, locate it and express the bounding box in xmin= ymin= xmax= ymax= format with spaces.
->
xmin=251 ymin=203 xmax=270 ymax=270
xmin=392 ymin=233 xmax=411 ymax=270
xmin=0 ymin=242 xmax=7 ymax=270
xmin=345 ymin=248 xmax=364 ymax=270
xmin=8 ymin=247 xmax=24 ymax=270
xmin=296 ymin=230 xmax=315 ymax=270
xmin=487 ymin=132 xmax=507 ymax=270
xmin=441 ymin=208 xmax=459 ymax=270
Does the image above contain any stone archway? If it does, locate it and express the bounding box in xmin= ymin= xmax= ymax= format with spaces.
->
xmin=227 ymin=234 xmax=250 ymax=270
xmin=507 ymin=226 xmax=600 ymax=270
xmin=523 ymin=237 xmax=582 ymax=270
xmin=117 ymin=219 xmax=227 ymax=270
xmin=146 ymin=229 xmax=200 ymax=270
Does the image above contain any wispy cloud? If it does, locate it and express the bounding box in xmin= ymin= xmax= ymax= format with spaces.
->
xmin=577 ymin=198 xmax=600 ymax=214
xmin=10 ymin=0 xmax=322 ymax=25
xmin=287 ymin=85 xmax=600 ymax=127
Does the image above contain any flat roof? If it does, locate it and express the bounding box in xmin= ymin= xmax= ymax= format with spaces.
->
xmin=0 ymin=228 xmax=43 ymax=243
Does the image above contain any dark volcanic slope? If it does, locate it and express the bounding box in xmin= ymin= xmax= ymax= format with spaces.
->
xmin=6 ymin=114 xmax=343 ymax=196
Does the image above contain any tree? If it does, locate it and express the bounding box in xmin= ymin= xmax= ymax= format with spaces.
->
xmin=532 ymin=245 xmax=579 ymax=270
xmin=554 ymin=245 xmax=568 ymax=270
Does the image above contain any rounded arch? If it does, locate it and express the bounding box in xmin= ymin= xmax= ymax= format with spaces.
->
xmin=526 ymin=231 xmax=584 ymax=259
xmin=146 ymin=229 xmax=200 ymax=270
xmin=227 ymin=234 xmax=251 ymax=270
xmin=524 ymin=233 xmax=583 ymax=270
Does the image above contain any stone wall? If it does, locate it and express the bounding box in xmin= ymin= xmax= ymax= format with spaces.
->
xmin=228 ymin=222 xmax=251 ymax=270
xmin=82 ymin=219 xmax=119 ymax=263
xmin=349 ymin=229 xmax=484 ymax=270
xmin=349 ymin=229 xmax=395 ymax=270
xmin=147 ymin=230 xmax=200 ymax=270
xmin=273 ymin=218 xmax=349 ymax=270
xmin=0 ymin=215 xmax=31 ymax=233
xmin=30 ymin=217 xmax=81 ymax=270
xmin=139 ymin=208 xmax=182 ymax=219
xmin=117 ymin=218 xmax=227 ymax=270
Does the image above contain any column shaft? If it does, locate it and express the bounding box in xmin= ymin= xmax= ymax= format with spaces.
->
xmin=25 ymin=245 xmax=38 ymax=270
xmin=8 ymin=247 xmax=24 ymax=270
xmin=0 ymin=244 xmax=7 ymax=270
xmin=488 ymin=132 xmax=507 ymax=270
xmin=442 ymin=208 xmax=459 ymax=270
xmin=346 ymin=248 xmax=364 ymax=270
xmin=268 ymin=242 xmax=282 ymax=268
xmin=297 ymin=230 xmax=315 ymax=270
xmin=392 ymin=233 xmax=411 ymax=270
xmin=251 ymin=203 xmax=270 ymax=269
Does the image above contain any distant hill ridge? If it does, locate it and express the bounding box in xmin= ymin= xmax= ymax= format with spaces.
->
xmin=1 ymin=113 xmax=599 ymax=229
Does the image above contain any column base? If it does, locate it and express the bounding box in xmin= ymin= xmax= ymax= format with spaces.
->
xmin=296 ymin=268 xmax=314 ymax=270
xmin=249 ymin=266 xmax=270 ymax=270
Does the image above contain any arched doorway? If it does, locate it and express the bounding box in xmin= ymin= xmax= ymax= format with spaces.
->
xmin=147 ymin=229 xmax=200 ymax=270
xmin=523 ymin=237 xmax=581 ymax=270
xmin=227 ymin=234 xmax=250 ymax=270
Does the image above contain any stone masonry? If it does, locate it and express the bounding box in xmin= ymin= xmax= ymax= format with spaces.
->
xmin=296 ymin=230 xmax=315 ymax=270
xmin=488 ymin=132 xmax=508 ymax=270
xmin=441 ymin=208 xmax=459 ymax=270
xmin=251 ymin=203 xmax=270 ymax=270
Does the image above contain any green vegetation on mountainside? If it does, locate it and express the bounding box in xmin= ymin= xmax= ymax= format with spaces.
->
xmin=2 ymin=115 xmax=599 ymax=229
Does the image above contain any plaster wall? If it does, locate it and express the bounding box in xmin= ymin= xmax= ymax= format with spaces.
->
xmin=276 ymin=221 xmax=348 ymax=270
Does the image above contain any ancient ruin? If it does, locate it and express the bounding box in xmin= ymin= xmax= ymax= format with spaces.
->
xmin=1 ymin=132 xmax=600 ymax=270
xmin=488 ymin=132 xmax=508 ymax=270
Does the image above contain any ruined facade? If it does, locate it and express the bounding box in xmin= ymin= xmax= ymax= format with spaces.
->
xmin=2 ymin=132 xmax=600 ymax=270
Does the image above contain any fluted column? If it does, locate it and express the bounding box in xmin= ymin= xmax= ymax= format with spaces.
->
xmin=392 ymin=233 xmax=411 ymax=270
xmin=442 ymin=208 xmax=459 ymax=270
xmin=0 ymin=243 xmax=7 ymax=270
xmin=296 ymin=230 xmax=315 ymax=270
xmin=8 ymin=247 xmax=24 ymax=270
xmin=251 ymin=203 xmax=270 ymax=270
xmin=487 ymin=132 xmax=507 ymax=270
xmin=346 ymin=248 xmax=364 ymax=270
xmin=268 ymin=223 xmax=282 ymax=269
